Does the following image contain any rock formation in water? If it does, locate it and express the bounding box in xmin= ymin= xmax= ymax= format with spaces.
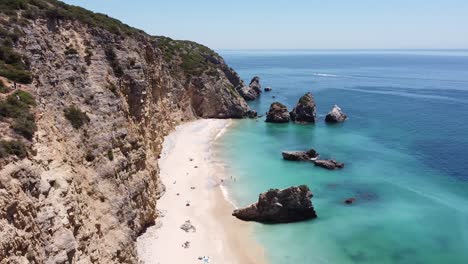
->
xmin=282 ymin=149 xmax=319 ymax=161
xmin=264 ymin=87 xmax=272 ymax=92
xmin=290 ymin=92 xmax=317 ymax=123
xmin=236 ymin=76 xmax=262 ymax=101
xmin=249 ymin=76 xmax=262 ymax=95
xmin=0 ymin=1 xmax=252 ymax=263
xmin=266 ymin=102 xmax=290 ymax=123
xmin=232 ymin=185 xmax=317 ymax=223
xmin=325 ymin=104 xmax=347 ymax=123
xmin=314 ymin=159 xmax=345 ymax=170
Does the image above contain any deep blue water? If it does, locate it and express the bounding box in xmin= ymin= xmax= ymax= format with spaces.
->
xmin=216 ymin=50 xmax=468 ymax=264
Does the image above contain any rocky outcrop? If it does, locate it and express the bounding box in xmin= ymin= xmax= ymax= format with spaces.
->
xmin=246 ymin=110 xmax=258 ymax=118
xmin=249 ymin=76 xmax=262 ymax=95
xmin=232 ymin=185 xmax=317 ymax=223
xmin=282 ymin=149 xmax=318 ymax=161
xmin=0 ymin=1 xmax=252 ymax=263
xmin=314 ymin=159 xmax=345 ymax=170
xmin=325 ymin=105 xmax=347 ymax=123
xmin=236 ymin=86 xmax=257 ymax=101
xmin=236 ymin=76 xmax=262 ymax=101
xmin=266 ymin=102 xmax=290 ymax=123
xmin=290 ymin=92 xmax=317 ymax=123
xmin=264 ymin=87 xmax=272 ymax=92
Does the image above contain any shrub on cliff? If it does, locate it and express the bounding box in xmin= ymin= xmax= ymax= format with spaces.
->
xmin=0 ymin=28 xmax=32 ymax=84
xmin=85 ymin=151 xmax=95 ymax=162
xmin=0 ymin=90 xmax=37 ymax=140
xmin=0 ymin=63 xmax=32 ymax=84
xmin=64 ymin=106 xmax=89 ymax=129
xmin=104 ymin=46 xmax=124 ymax=77
xmin=64 ymin=46 xmax=78 ymax=56
xmin=0 ymin=139 xmax=27 ymax=159
xmin=0 ymin=79 xmax=8 ymax=93
xmin=0 ymin=90 xmax=35 ymax=118
xmin=11 ymin=114 xmax=36 ymax=140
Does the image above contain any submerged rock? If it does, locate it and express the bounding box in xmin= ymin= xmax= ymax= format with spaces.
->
xmin=344 ymin=198 xmax=356 ymax=204
xmin=290 ymin=92 xmax=317 ymax=123
xmin=282 ymin=149 xmax=318 ymax=161
xmin=232 ymin=185 xmax=317 ymax=223
xmin=266 ymin=102 xmax=290 ymax=123
xmin=325 ymin=105 xmax=347 ymax=123
xmin=313 ymin=159 xmax=344 ymax=170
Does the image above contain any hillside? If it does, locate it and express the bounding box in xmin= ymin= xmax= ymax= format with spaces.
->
xmin=0 ymin=0 xmax=252 ymax=263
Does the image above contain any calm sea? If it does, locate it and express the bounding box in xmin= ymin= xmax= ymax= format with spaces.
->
xmin=216 ymin=50 xmax=468 ymax=264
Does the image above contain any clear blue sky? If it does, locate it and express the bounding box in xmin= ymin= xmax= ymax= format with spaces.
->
xmin=62 ymin=0 xmax=468 ymax=49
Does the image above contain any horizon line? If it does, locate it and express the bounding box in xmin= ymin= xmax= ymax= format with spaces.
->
xmin=215 ymin=48 xmax=468 ymax=51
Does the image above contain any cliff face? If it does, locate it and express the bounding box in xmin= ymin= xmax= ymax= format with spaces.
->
xmin=0 ymin=1 xmax=250 ymax=263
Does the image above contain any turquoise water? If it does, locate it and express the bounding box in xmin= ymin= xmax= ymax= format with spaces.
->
xmin=216 ymin=50 xmax=468 ymax=264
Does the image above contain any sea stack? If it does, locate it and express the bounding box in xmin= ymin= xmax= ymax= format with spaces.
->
xmin=232 ymin=185 xmax=317 ymax=223
xmin=266 ymin=102 xmax=290 ymax=123
xmin=290 ymin=92 xmax=317 ymax=123
xmin=236 ymin=76 xmax=262 ymax=101
xmin=325 ymin=105 xmax=347 ymax=123
xmin=249 ymin=76 xmax=262 ymax=95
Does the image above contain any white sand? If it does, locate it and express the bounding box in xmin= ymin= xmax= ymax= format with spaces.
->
xmin=137 ymin=119 xmax=266 ymax=264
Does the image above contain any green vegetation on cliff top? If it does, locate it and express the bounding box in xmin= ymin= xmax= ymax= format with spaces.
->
xmin=1 ymin=0 xmax=235 ymax=84
xmin=0 ymin=0 xmax=143 ymax=36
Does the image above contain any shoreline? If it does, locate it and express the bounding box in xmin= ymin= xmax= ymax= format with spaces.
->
xmin=137 ymin=119 xmax=266 ymax=264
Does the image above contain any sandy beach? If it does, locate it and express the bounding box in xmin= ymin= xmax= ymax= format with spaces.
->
xmin=137 ymin=119 xmax=266 ymax=264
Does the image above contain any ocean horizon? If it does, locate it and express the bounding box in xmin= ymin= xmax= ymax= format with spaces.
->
xmin=216 ymin=49 xmax=468 ymax=264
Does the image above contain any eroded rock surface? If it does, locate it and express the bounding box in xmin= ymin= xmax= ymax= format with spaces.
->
xmin=232 ymin=185 xmax=317 ymax=223
xmin=314 ymin=159 xmax=345 ymax=170
xmin=266 ymin=102 xmax=290 ymax=123
xmin=290 ymin=92 xmax=317 ymax=123
xmin=282 ymin=149 xmax=318 ymax=161
xmin=235 ymin=76 xmax=263 ymax=101
xmin=325 ymin=105 xmax=347 ymax=123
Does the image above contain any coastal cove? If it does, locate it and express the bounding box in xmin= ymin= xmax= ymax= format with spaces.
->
xmin=215 ymin=50 xmax=468 ymax=264
xmin=137 ymin=119 xmax=266 ymax=264
xmin=2 ymin=1 xmax=467 ymax=263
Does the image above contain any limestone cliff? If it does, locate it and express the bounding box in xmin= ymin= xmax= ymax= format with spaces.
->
xmin=0 ymin=1 xmax=250 ymax=263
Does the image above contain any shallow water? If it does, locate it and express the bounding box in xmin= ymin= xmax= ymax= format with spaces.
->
xmin=215 ymin=50 xmax=468 ymax=264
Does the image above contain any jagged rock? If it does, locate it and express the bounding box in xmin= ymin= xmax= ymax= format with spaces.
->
xmin=249 ymin=76 xmax=262 ymax=94
xmin=290 ymin=92 xmax=317 ymax=123
xmin=236 ymin=85 xmax=257 ymax=101
xmin=264 ymin=87 xmax=272 ymax=92
xmin=233 ymin=185 xmax=317 ymax=223
xmin=325 ymin=105 xmax=347 ymax=123
xmin=314 ymin=159 xmax=344 ymax=170
xmin=282 ymin=149 xmax=318 ymax=161
xmin=236 ymin=76 xmax=262 ymax=101
xmin=246 ymin=110 xmax=258 ymax=118
xmin=266 ymin=102 xmax=290 ymax=123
